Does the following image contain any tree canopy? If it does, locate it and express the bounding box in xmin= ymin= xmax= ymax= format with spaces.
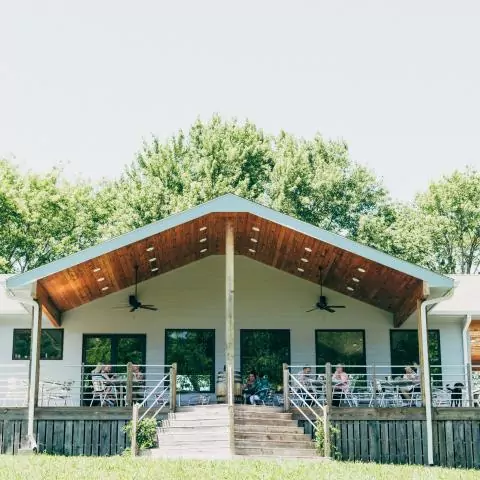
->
xmin=1 ymin=116 xmax=478 ymax=275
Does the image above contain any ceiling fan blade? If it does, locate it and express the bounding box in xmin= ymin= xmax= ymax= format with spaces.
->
xmin=306 ymin=307 xmax=318 ymax=312
xmin=328 ymin=305 xmax=346 ymax=309
xmin=141 ymin=304 xmax=156 ymax=308
xmin=139 ymin=305 xmax=158 ymax=311
xmin=324 ymin=306 xmax=336 ymax=313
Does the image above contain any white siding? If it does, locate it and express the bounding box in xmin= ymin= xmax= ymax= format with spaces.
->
xmin=0 ymin=256 xmax=465 ymax=387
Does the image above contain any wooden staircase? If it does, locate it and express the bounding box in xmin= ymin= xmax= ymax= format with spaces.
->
xmin=144 ymin=404 xmax=319 ymax=459
xmin=234 ymin=405 xmax=318 ymax=458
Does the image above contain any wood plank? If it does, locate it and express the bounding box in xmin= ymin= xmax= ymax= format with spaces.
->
xmin=3 ymin=420 xmax=13 ymax=454
xmin=84 ymin=420 xmax=92 ymax=456
xmin=406 ymin=420 xmax=415 ymax=464
xmin=353 ymin=421 xmax=361 ymax=460
xmin=472 ymin=420 xmax=480 ymax=468
xmin=53 ymin=421 xmax=65 ymax=455
xmin=100 ymin=421 xmax=111 ymax=456
xmin=0 ymin=420 xmax=3 ymax=454
xmin=91 ymin=421 xmax=100 ymax=456
xmin=13 ymin=420 xmax=21 ymax=454
xmin=463 ymin=421 xmax=473 ymax=469
xmin=341 ymin=422 xmax=348 ymax=461
xmin=437 ymin=420 xmax=446 ymax=466
xmin=445 ymin=421 xmax=455 ymax=468
xmin=412 ymin=421 xmax=423 ymax=464
xmin=45 ymin=420 xmax=54 ymax=453
xmin=64 ymin=420 xmax=73 ymax=456
xmin=37 ymin=420 xmax=46 ymax=453
xmin=347 ymin=421 xmax=354 ymax=461
xmin=389 ymin=422 xmax=397 ymax=464
xmin=73 ymin=420 xmax=85 ymax=456
xmin=360 ymin=421 xmax=369 ymax=461
xmin=381 ymin=421 xmax=390 ymax=464
xmin=454 ymin=420 xmax=465 ymax=468
xmin=368 ymin=421 xmax=380 ymax=462
xmin=396 ymin=421 xmax=407 ymax=464
xmin=35 ymin=282 xmax=62 ymax=327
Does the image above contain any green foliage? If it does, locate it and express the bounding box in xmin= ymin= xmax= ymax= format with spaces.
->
xmin=123 ymin=417 xmax=157 ymax=450
xmin=315 ymin=419 xmax=340 ymax=459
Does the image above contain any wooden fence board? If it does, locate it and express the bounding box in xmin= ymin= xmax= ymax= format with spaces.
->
xmin=455 ymin=421 xmax=466 ymax=468
xmin=3 ymin=420 xmax=13 ymax=454
xmin=45 ymin=421 xmax=54 ymax=452
xmin=13 ymin=420 xmax=21 ymax=454
xmin=463 ymin=421 xmax=473 ymax=469
xmin=472 ymin=421 xmax=480 ymax=468
xmin=347 ymin=421 xmax=354 ymax=461
xmin=84 ymin=420 xmax=92 ymax=456
xmin=353 ymin=421 xmax=360 ymax=460
xmin=396 ymin=421 xmax=406 ymax=464
xmin=91 ymin=421 xmax=100 ymax=456
xmin=100 ymin=421 xmax=111 ymax=456
xmin=64 ymin=420 xmax=73 ymax=456
xmin=0 ymin=420 xmax=3 ymax=454
xmin=380 ymin=421 xmax=390 ymax=463
xmin=53 ymin=421 xmax=65 ymax=455
xmin=445 ymin=421 xmax=455 ymax=468
xmin=413 ymin=421 xmax=423 ymax=464
xmin=73 ymin=420 xmax=84 ymax=456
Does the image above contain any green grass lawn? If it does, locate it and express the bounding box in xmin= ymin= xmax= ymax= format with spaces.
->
xmin=0 ymin=456 xmax=477 ymax=480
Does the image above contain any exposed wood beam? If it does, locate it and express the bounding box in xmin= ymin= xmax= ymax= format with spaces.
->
xmin=393 ymin=281 xmax=429 ymax=328
xmin=34 ymin=282 xmax=62 ymax=328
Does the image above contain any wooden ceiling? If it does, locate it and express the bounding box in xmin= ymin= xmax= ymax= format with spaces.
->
xmin=36 ymin=212 xmax=426 ymax=327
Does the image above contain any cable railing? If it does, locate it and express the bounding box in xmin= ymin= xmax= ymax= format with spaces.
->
xmin=0 ymin=364 xmax=29 ymax=407
xmin=286 ymin=368 xmax=330 ymax=457
xmin=288 ymin=363 xmax=480 ymax=408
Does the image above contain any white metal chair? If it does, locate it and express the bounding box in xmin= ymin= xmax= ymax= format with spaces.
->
xmin=90 ymin=376 xmax=117 ymax=406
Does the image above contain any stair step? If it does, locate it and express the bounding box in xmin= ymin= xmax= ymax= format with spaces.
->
xmin=234 ymin=412 xmax=292 ymax=419
xmin=143 ymin=449 xmax=232 ymax=459
xmin=235 ymin=432 xmax=310 ymax=441
xmin=235 ymin=439 xmax=314 ymax=449
xmin=235 ymin=425 xmax=304 ymax=434
xmin=235 ymin=406 xmax=283 ymax=412
xmin=235 ymin=418 xmax=297 ymax=426
xmin=161 ymin=425 xmax=229 ymax=433
xmin=235 ymin=447 xmax=318 ymax=457
xmin=169 ymin=419 xmax=228 ymax=427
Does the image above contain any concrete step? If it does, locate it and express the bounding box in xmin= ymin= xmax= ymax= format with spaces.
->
xmin=142 ymin=448 xmax=232 ymax=459
xmin=235 ymin=439 xmax=314 ymax=449
xmin=235 ymin=446 xmax=318 ymax=457
xmin=235 ymin=406 xmax=283 ymax=413
xmin=235 ymin=424 xmax=304 ymax=434
xmin=235 ymin=418 xmax=297 ymax=427
xmin=158 ymin=439 xmax=230 ymax=447
xmin=235 ymin=432 xmax=310 ymax=442
xmin=175 ymin=406 xmax=229 ymax=413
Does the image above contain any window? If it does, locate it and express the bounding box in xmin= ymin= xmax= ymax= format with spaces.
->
xmin=390 ymin=330 xmax=441 ymax=378
xmin=165 ymin=329 xmax=215 ymax=393
xmin=315 ymin=330 xmax=366 ymax=370
xmin=240 ymin=329 xmax=290 ymax=389
xmin=82 ymin=334 xmax=146 ymax=367
xmin=12 ymin=329 xmax=64 ymax=360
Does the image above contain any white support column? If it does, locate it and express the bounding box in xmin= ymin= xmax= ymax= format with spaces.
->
xmin=225 ymin=220 xmax=235 ymax=453
xmin=28 ymin=300 xmax=42 ymax=448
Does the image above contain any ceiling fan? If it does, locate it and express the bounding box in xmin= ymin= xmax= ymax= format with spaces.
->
xmin=306 ymin=267 xmax=346 ymax=313
xmin=115 ymin=265 xmax=158 ymax=312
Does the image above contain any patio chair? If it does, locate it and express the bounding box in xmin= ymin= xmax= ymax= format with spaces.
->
xmin=45 ymin=380 xmax=74 ymax=406
xmin=90 ymin=375 xmax=117 ymax=406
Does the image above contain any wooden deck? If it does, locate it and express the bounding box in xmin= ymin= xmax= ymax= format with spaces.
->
xmin=1 ymin=406 xmax=479 ymax=468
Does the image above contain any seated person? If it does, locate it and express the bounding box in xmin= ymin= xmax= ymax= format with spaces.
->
xmin=242 ymin=372 xmax=261 ymax=405
xmin=332 ymin=364 xmax=349 ymax=407
xmin=400 ymin=366 xmax=420 ymax=400
xmin=255 ymin=373 xmax=272 ymax=404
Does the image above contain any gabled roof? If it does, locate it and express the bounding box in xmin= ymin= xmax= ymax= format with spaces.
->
xmin=6 ymin=194 xmax=452 ymax=290
xmin=430 ymin=275 xmax=480 ymax=316
xmin=5 ymin=194 xmax=454 ymax=327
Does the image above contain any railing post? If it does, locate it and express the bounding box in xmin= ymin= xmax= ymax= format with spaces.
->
xmin=131 ymin=402 xmax=139 ymax=457
xmin=325 ymin=363 xmax=332 ymax=408
xmin=170 ymin=363 xmax=177 ymax=412
xmin=80 ymin=363 xmax=85 ymax=406
xmin=372 ymin=363 xmax=376 ymax=407
xmin=323 ymin=404 xmax=331 ymax=458
xmin=282 ymin=363 xmax=290 ymax=412
xmin=466 ymin=363 xmax=473 ymax=407
xmin=126 ymin=362 xmax=133 ymax=407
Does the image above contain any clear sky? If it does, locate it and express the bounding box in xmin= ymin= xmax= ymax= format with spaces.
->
xmin=1 ymin=0 xmax=479 ymax=201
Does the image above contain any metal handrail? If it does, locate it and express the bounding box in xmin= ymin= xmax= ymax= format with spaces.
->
xmin=288 ymin=373 xmax=330 ymax=457
xmin=138 ymin=373 xmax=170 ymax=421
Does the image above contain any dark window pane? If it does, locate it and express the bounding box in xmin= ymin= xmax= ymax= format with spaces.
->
xmin=117 ymin=337 xmax=146 ymax=374
xmin=390 ymin=330 xmax=441 ymax=379
xmin=40 ymin=330 xmax=63 ymax=360
xmin=13 ymin=329 xmax=64 ymax=360
xmin=315 ymin=330 xmax=366 ymax=372
xmin=240 ymin=330 xmax=290 ymax=390
xmin=13 ymin=330 xmax=31 ymax=360
xmin=165 ymin=330 xmax=215 ymax=393
xmin=83 ymin=337 xmax=112 ymax=366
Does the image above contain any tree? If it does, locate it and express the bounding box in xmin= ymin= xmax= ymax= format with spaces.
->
xmin=268 ymin=132 xmax=388 ymax=238
xmin=0 ymin=160 xmax=109 ymax=273
xmin=358 ymin=168 xmax=480 ymax=274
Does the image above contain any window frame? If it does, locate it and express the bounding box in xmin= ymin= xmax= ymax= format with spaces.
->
xmin=315 ymin=329 xmax=367 ymax=368
xmin=12 ymin=328 xmax=65 ymax=361
xmin=389 ymin=329 xmax=442 ymax=374
xmin=240 ymin=328 xmax=291 ymax=388
xmin=81 ymin=333 xmax=147 ymax=366
xmin=164 ymin=328 xmax=216 ymax=394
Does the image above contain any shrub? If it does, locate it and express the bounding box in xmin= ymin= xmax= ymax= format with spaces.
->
xmin=123 ymin=418 xmax=158 ymax=450
xmin=314 ymin=419 xmax=340 ymax=459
